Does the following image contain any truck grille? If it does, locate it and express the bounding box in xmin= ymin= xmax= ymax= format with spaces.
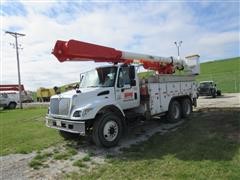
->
xmin=50 ymin=98 xmax=71 ymax=116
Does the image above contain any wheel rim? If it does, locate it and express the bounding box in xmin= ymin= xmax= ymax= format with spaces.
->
xmin=9 ymin=103 xmax=15 ymax=109
xmin=173 ymin=104 xmax=180 ymax=119
xmin=103 ymin=120 xmax=119 ymax=142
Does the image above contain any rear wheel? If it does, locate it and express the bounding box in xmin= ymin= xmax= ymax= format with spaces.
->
xmin=181 ymin=98 xmax=192 ymax=118
xmin=8 ymin=102 xmax=17 ymax=109
xmin=92 ymin=112 xmax=123 ymax=147
xmin=167 ymin=100 xmax=182 ymax=123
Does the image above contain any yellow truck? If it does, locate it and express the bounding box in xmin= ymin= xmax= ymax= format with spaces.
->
xmin=36 ymin=88 xmax=57 ymax=102
xmin=37 ymin=84 xmax=78 ymax=102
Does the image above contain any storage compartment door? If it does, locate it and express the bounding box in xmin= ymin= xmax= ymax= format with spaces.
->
xmin=148 ymin=83 xmax=160 ymax=115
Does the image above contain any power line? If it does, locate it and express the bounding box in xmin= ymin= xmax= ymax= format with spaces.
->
xmin=5 ymin=31 xmax=26 ymax=109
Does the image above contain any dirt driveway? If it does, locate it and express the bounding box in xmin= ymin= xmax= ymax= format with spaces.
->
xmin=197 ymin=93 xmax=240 ymax=109
xmin=1 ymin=93 xmax=239 ymax=180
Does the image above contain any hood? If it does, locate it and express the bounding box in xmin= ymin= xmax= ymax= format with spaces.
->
xmin=51 ymin=87 xmax=113 ymax=100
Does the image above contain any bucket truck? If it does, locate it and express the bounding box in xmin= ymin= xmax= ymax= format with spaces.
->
xmin=46 ymin=39 xmax=200 ymax=147
xmin=0 ymin=84 xmax=33 ymax=104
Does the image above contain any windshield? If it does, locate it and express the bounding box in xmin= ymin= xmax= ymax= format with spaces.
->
xmin=199 ymin=82 xmax=212 ymax=88
xmin=80 ymin=67 xmax=117 ymax=88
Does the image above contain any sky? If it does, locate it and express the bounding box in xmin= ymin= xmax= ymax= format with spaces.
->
xmin=0 ymin=1 xmax=239 ymax=90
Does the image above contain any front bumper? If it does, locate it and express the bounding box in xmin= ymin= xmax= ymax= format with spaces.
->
xmin=46 ymin=115 xmax=86 ymax=135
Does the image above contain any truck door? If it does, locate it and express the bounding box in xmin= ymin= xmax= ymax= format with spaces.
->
xmin=115 ymin=65 xmax=140 ymax=110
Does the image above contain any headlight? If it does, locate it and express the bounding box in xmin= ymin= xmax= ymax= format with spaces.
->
xmin=73 ymin=110 xmax=82 ymax=117
xmin=82 ymin=108 xmax=93 ymax=117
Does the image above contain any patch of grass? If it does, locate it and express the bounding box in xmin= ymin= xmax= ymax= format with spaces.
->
xmin=53 ymin=152 xmax=70 ymax=160
xmin=29 ymin=159 xmax=43 ymax=170
xmin=34 ymin=152 xmax=52 ymax=160
xmin=65 ymin=172 xmax=80 ymax=179
xmin=29 ymin=152 xmax=52 ymax=169
xmin=73 ymin=159 xmax=87 ymax=168
xmin=0 ymin=108 xmax=64 ymax=156
xmin=53 ymin=147 xmax=77 ymax=160
xmin=74 ymin=108 xmax=240 ymax=179
xmin=53 ymin=148 xmax=60 ymax=154
xmin=82 ymin=154 xmax=91 ymax=161
xmin=67 ymin=147 xmax=78 ymax=156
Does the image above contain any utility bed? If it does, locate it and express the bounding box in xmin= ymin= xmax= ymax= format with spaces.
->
xmin=139 ymin=74 xmax=198 ymax=116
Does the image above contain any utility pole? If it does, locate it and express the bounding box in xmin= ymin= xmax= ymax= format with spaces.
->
xmin=174 ymin=41 xmax=183 ymax=58
xmin=5 ymin=31 xmax=26 ymax=109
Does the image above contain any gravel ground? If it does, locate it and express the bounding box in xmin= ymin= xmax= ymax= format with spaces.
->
xmin=1 ymin=93 xmax=239 ymax=180
xmin=197 ymin=93 xmax=240 ymax=108
xmin=1 ymin=153 xmax=36 ymax=180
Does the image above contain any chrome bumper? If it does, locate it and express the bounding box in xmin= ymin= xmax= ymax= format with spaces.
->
xmin=46 ymin=116 xmax=85 ymax=135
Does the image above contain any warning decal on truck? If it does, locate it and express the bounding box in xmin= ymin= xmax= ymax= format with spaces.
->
xmin=123 ymin=92 xmax=133 ymax=101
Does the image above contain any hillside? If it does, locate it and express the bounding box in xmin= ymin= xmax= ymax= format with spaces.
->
xmin=197 ymin=57 xmax=239 ymax=93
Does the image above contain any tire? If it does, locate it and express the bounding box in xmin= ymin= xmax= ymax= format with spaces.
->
xmin=59 ymin=130 xmax=79 ymax=140
xmin=217 ymin=90 xmax=221 ymax=96
xmin=92 ymin=112 xmax=123 ymax=147
xmin=167 ymin=100 xmax=182 ymax=123
xmin=8 ymin=102 xmax=17 ymax=109
xmin=181 ymin=98 xmax=192 ymax=118
xmin=211 ymin=89 xmax=216 ymax=98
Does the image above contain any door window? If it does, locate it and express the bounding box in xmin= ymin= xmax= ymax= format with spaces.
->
xmin=118 ymin=67 xmax=131 ymax=88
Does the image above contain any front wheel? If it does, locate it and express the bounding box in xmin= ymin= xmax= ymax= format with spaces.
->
xmin=8 ymin=102 xmax=17 ymax=109
xmin=167 ymin=100 xmax=182 ymax=123
xmin=92 ymin=112 xmax=123 ymax=147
